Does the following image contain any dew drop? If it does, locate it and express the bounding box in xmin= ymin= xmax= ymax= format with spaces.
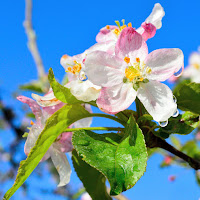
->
xmin=173 ymin=95 xmax=177 ymax=103
xmin=159 ymin=120 xmax=168 ymax=127
xmin=172 ymin=109 xmax=179 ymax=117
xmin=174 ymin=66 xmax=184 ymax=77
xmin=79 ymin=71 xmax=88 ymax=81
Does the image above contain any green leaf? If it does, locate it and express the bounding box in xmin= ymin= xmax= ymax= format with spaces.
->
xmin=72 ymin=150 xmax=112 ymax=200
xmin=48 ymin=68 xmax=82 ymax=104
xmin=174 ymin=81 xmax=200 ymax=114
xmin=19 ymin=81 xmax=44 ymax=93
xmin=4 ymin=104 xmax=91 ymax=200
xmin=115 ymin=110 xmax=137 ymax=123
xmin=170 ymin=135 xmax=181 ymax=150
xmin=157 ymin=112 xmax=199 ymax=138
xmin=181 ymin=141 xmax=200 ymax=161
xmin=72 ymin=117 xmax=147 ymax=195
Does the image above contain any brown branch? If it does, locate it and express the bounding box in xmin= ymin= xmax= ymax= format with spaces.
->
xmin=147 ymin=133 xmax=200 ymax=170
xmin=23 ymin=0 xmax=45 ymax=80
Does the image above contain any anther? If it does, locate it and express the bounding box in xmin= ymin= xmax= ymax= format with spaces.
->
xmin=124 ymin=57 xmax=130 ymax=64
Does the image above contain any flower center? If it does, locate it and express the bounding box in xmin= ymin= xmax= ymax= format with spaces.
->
xmin=124 ymin=57 xmax=152 ymax=86
xmin=67 ymin=60 xmax=82 ymax=75
xmin=193 ymin=63 xmax=200 ymax=69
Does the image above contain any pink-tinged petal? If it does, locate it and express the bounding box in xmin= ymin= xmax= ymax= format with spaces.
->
xmin=67 ymin=80 xmax=100 ymax=102
xmin=86 ymin=41 xmax=116 ymax=55
xmin=58 ymin=131 xmax=73 ymax=153
xmin=24 ymin=124 xmax=41 ymax=156
xmin=85 ymin=51 xmax=125 ymax=87
xmin=50 ymin=144 xmax=72 ymax=187
xmin=140 ymin=22 xmax=156 ymax=41
xmin=97 ymin=83 xmax=137 ymax=114
xmin=32 ymin=90 xmax=61 ymax=107
xmin=96 ymin=25 xmax=118 ymax=43
xmin=115 ymin=27 xmax=148 ymax=61
xmin=145 ymin=3 xmax=165 ymax=29
xmin=168 ymin=75 xmax=179 ymax=83
xmin=137 ymin=81 xmax=177 ymax=122
xmin=43 ymin=102 xmax=65 ymax=115
xmin=60 ymin=54 xmax=75 ymax=71
xmin=146 ymin=48 xmax=184 ymax=82
xmin=17 ymin=96 xmax=42 ymax=123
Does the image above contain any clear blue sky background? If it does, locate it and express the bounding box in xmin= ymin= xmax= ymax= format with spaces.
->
xmin=1 ymin=0 xmax=200 ymax=199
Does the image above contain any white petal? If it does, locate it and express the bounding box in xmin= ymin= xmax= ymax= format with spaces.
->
xmin=25 ymin=124 xmax=51 ymax=161
xmin=97 ymin=83 xmax=137 ymax=114
xmin=145 ymin=3 xmax=165 ymax=29
xmin=67 ymin=80 xmax=100 ymax=102
xmin=24 ymin=124 xmax=42 ymax=156
xmin=32 ymin=90 xmax=60 ymax=107
xmin=85 ymin=41 xmax=116 ymax=55
xmin=137 ymin=81 xmax=177 ymax=122
xmin=146 ymin=48 xmax=184 ymax=82
xmin=85 ymin=51 xmax=125 ymax=87
xmin=50 ymin=144 xmax=72 ymax=187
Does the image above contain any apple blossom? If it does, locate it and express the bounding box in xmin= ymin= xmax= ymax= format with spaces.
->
xmin=96 ymin=3 xmax=165 ymax=43
xmin=60 ymin=51 xmax=101 ymax=102
xmin=182 ymin=50 xmax=200 ymax=83
xmin=17 ymin=95 xmax=92 ymax=187
xmin=17 ymin=95 xmax=71 ymax=186
xmin=85 ymin=27 xmax=184 ymax=125
xmin=32 ymin=89 xmax=93 ymax=128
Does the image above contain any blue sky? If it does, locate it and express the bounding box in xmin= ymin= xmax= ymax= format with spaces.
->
xmin=1 ymin=0 xmax=200 ymax=199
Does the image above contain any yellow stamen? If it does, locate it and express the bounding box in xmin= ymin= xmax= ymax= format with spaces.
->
xmin=61 ymin=54 xmax=68 ymax=59
xmin=124 ymin=57 xmax=130 ymax=64
xmin=128 ymin=22 xmax=132 ymax=27
xmin=146 ymin=67 xmax=152 ymax=74
xmin=139 ymin=77 xmax=144 ymax=81
xmin=113 ymin=28 xmax=120 ymax=35
xmin=106 ymin=25 xmax=110 ymax=30
xmin=121 ymin=25 xmax=127 ymax=30
xmin=125 ymin=67 xmax=141 ymax=82
xmin=67 ymin=62 xmax=82 ymax=74
xmin=67 ymin=67 xmax=72 ymax=72
xmin=30 ymin=120 xmax=34 ymax=125
xmin=136 ymin=57 xmax=140 ymax=63
xmin=193 ymin=63 xmax=200 ymax=69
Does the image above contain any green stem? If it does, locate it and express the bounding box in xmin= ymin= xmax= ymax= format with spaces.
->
xmin=135 ymin=97 xmax=142 ymax=119
xmin=87 ymin=101 xmax=98 ymax=107
xmin=65 ymin=127 xmax=124 ymax=132
xmin=91 ymin=113 xmax=126 ymax=126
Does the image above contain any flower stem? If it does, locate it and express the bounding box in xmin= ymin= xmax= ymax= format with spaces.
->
xmin=65 ymin=127 xmax=124 ymax=132
xmin=135 ymin=97 xmax=143 ymax=119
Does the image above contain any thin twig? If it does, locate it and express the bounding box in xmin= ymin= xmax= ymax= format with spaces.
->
xmin=147 ymin=133 xmax=200 ymax=170
xmin=23 ymin=0 xmax=45 ymax=80
xmin=156 ymin=137 xmax=200 ymax=170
